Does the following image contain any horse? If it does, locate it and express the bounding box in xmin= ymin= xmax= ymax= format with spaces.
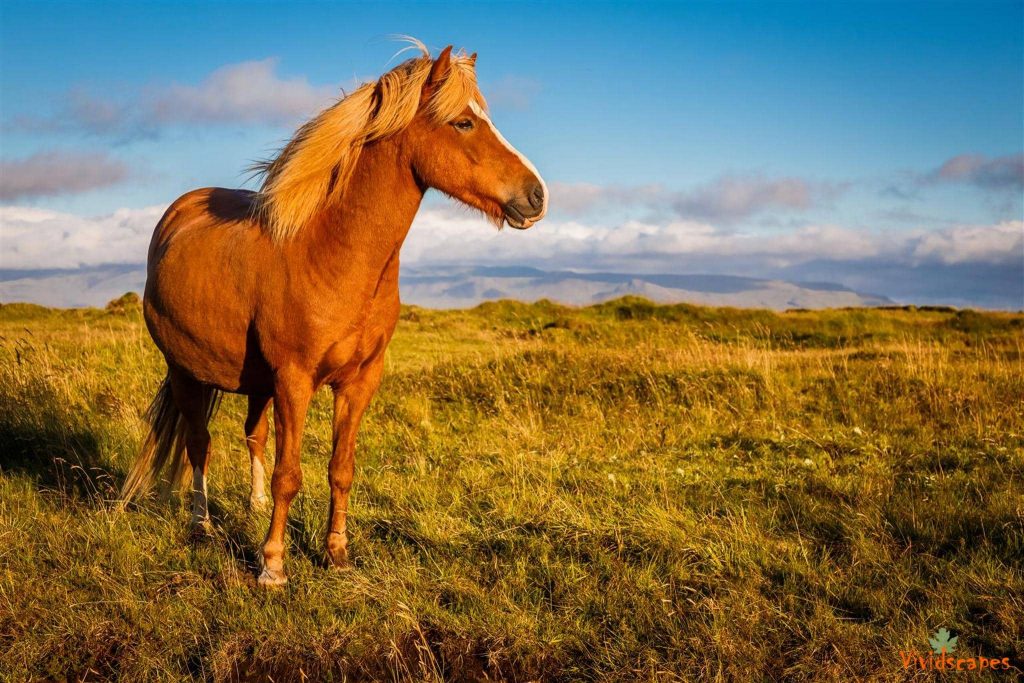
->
xmin=120 ymin=41 xmax=547 ymax=587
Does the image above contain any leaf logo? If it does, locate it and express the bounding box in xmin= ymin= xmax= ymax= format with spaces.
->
xmin=928 ymin=628 xmax=958 ymax=654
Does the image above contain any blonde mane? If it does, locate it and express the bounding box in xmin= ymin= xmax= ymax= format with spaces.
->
xmin=252 ymin=41 xmax=486 ymax=240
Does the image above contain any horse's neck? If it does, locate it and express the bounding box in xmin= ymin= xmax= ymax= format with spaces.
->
xmin=299 ymin=138 xmax=423 ymax=281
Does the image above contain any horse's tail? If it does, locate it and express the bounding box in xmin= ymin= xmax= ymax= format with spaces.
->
xmin=120 ymin=374 xmax=219 ymax=502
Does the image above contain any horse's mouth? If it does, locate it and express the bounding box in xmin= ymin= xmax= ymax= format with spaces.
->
xmin=503 ymin=204 xmax=541 ymax=230
xmin=505 ymin=216 xmax=535 ymax=230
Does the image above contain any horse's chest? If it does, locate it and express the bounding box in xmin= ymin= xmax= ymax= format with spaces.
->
xmin=319 ymin=282 xmax=400 ymax=386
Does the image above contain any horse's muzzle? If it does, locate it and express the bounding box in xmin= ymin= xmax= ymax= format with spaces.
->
xmin=504 ymin=183 xmax=546 ymax=229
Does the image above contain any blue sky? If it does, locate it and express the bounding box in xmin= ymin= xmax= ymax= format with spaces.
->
xmin=1 ymin=1 xmax=1022 ymax=307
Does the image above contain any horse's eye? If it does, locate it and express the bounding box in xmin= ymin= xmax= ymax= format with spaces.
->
xmin=452 ymin=119 xmax=474 ymax=131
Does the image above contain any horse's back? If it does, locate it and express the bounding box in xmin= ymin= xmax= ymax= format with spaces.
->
xmin=148 ymin=188 xmax=261 ymax=261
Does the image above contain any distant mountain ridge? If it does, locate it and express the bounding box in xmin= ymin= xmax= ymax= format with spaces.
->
xmin=0 ymin=264 xmax=147 ymax=309
xmin=399 ymin=266 xmax=893 ymax=310
xmin=0 ymin=263 xmax=893 ymax=310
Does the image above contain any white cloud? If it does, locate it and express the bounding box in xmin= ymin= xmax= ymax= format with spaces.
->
xmin=910 ymin=221 xmax=1023 ymax=265
xmin=0 ymin=204 xmax=166 ymax=269
xmin=548 ymin=181 xmax=664 ymax=215
xmin=403 ymin=205 xmax=1020 ymax=271
xmin=672 ymin=175 xmax=823 ymax=220
xmin=2 ymin=201 xmax=1019 ymax=285
xmin=0 ymin=151 xmax=129 ymax=200
xmin=548 ymin=176 xmax=847 ymax=222
xmin=884 ymin=152 xmax=1024 ymax=201
xmin=11 ymin=59 xmax=339 ymax=137
xmin=930 ymin=153 xmax=1024 ymax=190
xmin=148 ymin=59 xmax=337 ymax=125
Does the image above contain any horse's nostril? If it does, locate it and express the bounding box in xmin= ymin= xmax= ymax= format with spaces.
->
xmin=529 ymin=183 xmax=545 ymax=210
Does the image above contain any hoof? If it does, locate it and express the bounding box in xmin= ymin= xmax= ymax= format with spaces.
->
xmin=326 ymin=534 xmax=350 ymax=569
xmin=328 ymin=556 xmax=353 ymax=571
xmin=258 ymin=567 xmax=288 ymax=588
xmin=189 ymin=518 xmax=214 ymax=539
xmin=249 ymin=495 xmax=269 ymax=512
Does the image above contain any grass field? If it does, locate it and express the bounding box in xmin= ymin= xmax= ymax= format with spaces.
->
xmin=1 ymin=296 xmax=1021 ymax=681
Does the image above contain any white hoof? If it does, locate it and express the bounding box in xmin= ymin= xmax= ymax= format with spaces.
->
xmin=258 ymin=567 xmax=288 ymax=588
xmin=249 ymin=495 xmax=269 ymax=511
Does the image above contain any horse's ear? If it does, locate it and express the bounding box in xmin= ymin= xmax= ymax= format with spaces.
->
xmin=428 ymin=45 xmax=454 ymax=85
xmin=469 ymin=52 xmax=477 ymax=66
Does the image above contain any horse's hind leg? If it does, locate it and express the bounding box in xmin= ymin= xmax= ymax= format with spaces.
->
xmin=168 ymin=369 xmax=216 ymax=531
xmin=244 ymin=394 xmax=272 ymax=510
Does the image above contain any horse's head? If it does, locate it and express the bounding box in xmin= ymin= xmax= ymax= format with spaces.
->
xmin=253 ymin=43 xmax=548 ymax=239
xmin=404 ymin=46 xmax=547 ymax=230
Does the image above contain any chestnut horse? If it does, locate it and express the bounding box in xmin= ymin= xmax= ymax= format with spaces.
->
xmin=120 ymin=42 xmax=547 ymax=587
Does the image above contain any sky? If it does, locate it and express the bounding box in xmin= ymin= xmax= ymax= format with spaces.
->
xmin=1 ymin=0 xmax=1022 ymax=308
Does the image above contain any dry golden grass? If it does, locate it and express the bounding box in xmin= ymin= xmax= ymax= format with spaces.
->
xmin=0 ymin=297 xmax=1021 ymax=681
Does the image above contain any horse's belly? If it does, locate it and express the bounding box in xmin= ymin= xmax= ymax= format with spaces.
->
xmin=144 ymin=212 xmax=269 ymax=392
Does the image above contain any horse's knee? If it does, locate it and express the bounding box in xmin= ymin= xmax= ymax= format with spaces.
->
xmin=271 ymin=467 xmax=302 ymax=501
xmin=328 ymin=469 xmax=352 ymax=494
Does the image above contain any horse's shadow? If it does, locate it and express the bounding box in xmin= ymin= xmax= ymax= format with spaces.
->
xmin=206 ymin=490 xmax=331 ymax=572
xmin=0 ymin=396 xmax=329 ymax=577
xmin=0 ymin=396 xmax=121 ymax=503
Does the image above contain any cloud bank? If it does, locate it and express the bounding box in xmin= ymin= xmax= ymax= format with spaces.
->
xmin=0 ymin=151 xmax=129 ymax=200
xmin=404 ymin=209 xmax=1022 ymax=308
xmin=0 ymin=204 xmax=165 ymax=269
xmin=404 ymin=207 xmax=1021 ymax=272
xmin=672 ymin=175 xmax=846 ymax=221
xmin=885 ymin=152 xmax=1024 ymax=200
xmin=12 ymin=59 xmax=338 ymax=138
xmin=1 ymin=200 xmax=1019 ymax=308
xmin=148 ymin=59 xmax=338 ymax=126
xmin=929 ymin=153 xmax=1024 ymax=191
xmin=6 ymin=201 xmax=1017 ymax=285
xmin=550 ymin=175 xmax=848 ymax=222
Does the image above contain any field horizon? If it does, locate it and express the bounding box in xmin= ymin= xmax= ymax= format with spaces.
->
xmin=1 ymin=294 xmax=1021 ymax=681
xmin=0 ymin=263 xmax=905 ymax=312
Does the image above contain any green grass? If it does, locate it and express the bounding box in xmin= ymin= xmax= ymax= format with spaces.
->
xmin=1 ymin=296 xmax=1021 ymax=681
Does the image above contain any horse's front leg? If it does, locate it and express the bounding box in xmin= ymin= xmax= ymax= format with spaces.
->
xmin=326 ymin=358 xmax=385 ymax=568
xmin=258 ymin=370 xmax=313 ymax=588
